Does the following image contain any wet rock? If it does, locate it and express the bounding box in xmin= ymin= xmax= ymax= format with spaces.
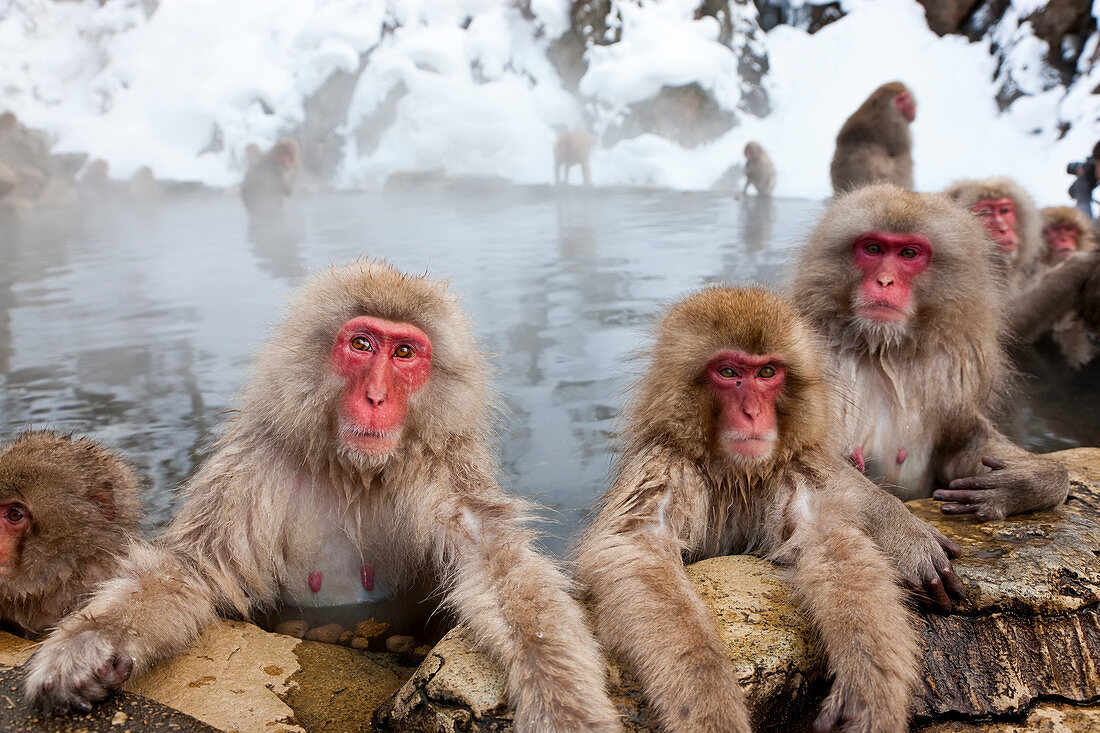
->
xmin=916 ymin=0 xmax=982 ymax=35
xmin=385 ymin=635 xmax=416 ymax=655
xmin=304 ymin=622 xmax=345 ymax=644
xmin=275 ymin=619 xmax=309 ymax=638
xmin=354 ymin=618 xmax=390 ymax=640
xmin=376 ymin=448 xmax=1100 ymax=731
xmin=351 ymin=636 xmax=372 ymax=650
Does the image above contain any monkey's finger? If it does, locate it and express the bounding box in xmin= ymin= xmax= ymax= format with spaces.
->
xmin=939 ymin=503 xmax=981 ymax=515
xmin=937 ymin=535 xmax=963 ymax=558
xmin=98 ymin=656 xmax=133 ymax=688
xmin=981 ymin=455 xmax=1008 ymax=471
xmin=940 ymin=566 xmax=966 ymax=599
xmin=938 ymin=480 xmax=992 ymax=495
xmin=812 ymin=703 xmax=841 ymax=733
xmin=923 ymin=574 xmax=952 ymax=612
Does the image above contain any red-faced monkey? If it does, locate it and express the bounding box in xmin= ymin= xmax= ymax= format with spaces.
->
xmin=793 ymin=184 xmax=1069 ymax=521
xmin=742 ymin=141 xmax=776 ymax=197
xmin=240 ymin=138 xmax=301 ymax=217
xmin=0 ymin=432 xmax=142 ymax=635
xmin=577 ymin=287 xmax=946 ymax=732
xmin=830 ymin=81 xmax=916 ymax=195
xmin=24 ymin=261 xmax=622 ymax=732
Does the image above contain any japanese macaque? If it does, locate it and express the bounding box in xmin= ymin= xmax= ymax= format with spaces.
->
xmin=1032 ymin=207 xmax=1100 ymax=367
xmin=577 ymin=287 xmax=957 ymax=733
xmin=947 ymin=179 xmax=1100 ymax=350
xmin=77 ymin=159 xmax=120 ymax=199
xmin=0 ymin=432 xmax=142 ymax=636
xmin=554 ymin=128 xmax=591 ymax=186
xmin=127 ymin=166 xmax=163 ymax=201
xmin=240 ymin=138 xmax=301 ymax=217
xmin=24 ymin=262 xmax=622 ymax=732
xmin=742 ymin=141 xmax=776 ymax=197
xmin=943 ymin=176 xmax=1043 ymax=290
xmin=830 ymin=81 xmax=916 ymax=195
xmin=792 ymin=183 xmax=1069 ymax=520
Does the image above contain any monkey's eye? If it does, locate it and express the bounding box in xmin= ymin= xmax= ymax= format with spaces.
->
xmin=4 ymin=505 xmax=25 ymax=524
xmin=758 ymin=365 xmax=776 ymax=378
xmin=899 ymin=248 xmax=918 ymax=259
xmin=864 ymin=243 xmax=882 ymax=254
xmin=717 ymin=366 xmax=738 ymax=379
xmin=393 ymin=344 xmax=414 ymax=359
xmin=351 ymin=337 xmax=373 ymax=352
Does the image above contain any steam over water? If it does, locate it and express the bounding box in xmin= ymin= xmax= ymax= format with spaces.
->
xmin=0 ymin=189 xmax=1095 ymax=555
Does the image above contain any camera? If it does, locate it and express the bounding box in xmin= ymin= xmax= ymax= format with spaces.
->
xmin=1068 ymin=160 xmax=1088 ymax=176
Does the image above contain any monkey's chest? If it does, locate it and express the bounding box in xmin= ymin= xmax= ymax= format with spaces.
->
xmin=845 ymin=371 xmax=935 ymax=499
xmin=281 ymin=531 xmax=396 ymax=608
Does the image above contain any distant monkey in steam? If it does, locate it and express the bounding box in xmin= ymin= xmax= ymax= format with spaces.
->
xmin=1031 ymin=206 xmax=1100 ymax=367
xmin=742 ymin=141 xmax=776 ymax=197
xmin=25 ymin=262 xmax=622 ymax=732
xmin=241 ymin=138 xmax=301 ymax=217
xmin=830 ymin=81 xmax=916 ymax=195
xmin=554 ymin=128 xmax=592 ymax=186
xmin=0 ymin=432 xmax=142 ymax=635
xmin=577 ymin=287 xmax=952 ymax=733
xmin=793 ymin=184 xmax=1069 ymax=521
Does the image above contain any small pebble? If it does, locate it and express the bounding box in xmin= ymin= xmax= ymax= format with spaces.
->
xmin=304 ymin=623 xmax=345 ymax=644
xmin=354 ymin=618 xmax=390 ymax=640
xmin=386 ymin=635 xmax=416 ymax=654
xmin=111 ymin=711 xmax=129 ymax=726
xmin=274 ymin=620 xmax=309 ymax=638
xmin=339 ymin=630 xmax=354 ymax=644
xmin=350 ymin=636 xmax=372 ymax=650
xmin=414 ymin=644 xmax=432 ymax=656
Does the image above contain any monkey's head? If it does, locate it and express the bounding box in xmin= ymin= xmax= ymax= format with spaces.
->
xmin=868 ymin=81 xmax=916 ymax=124
xmin=240 ymin=261 xmax=491 ymax=473
xmin=274 ymin=139 xmax=300 ymax=171
xmin=0 ymin=432 xmax=133 ymax=588
xmin=1040 ymin=206 xmax=1096 ymax=266
xmin=795 ymin=184 xmax=1000 ymax=355
xmin=628 ymin=287 xmax=833 ymax=473
xmin=744 ymin=141 xmax=763 ymax=160
xmin=944 ymin=177 xmax=1042 ymax=273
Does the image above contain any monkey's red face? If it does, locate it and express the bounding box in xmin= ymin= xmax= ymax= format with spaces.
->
xmin=893 ymin=92 xmax=916 ymax=122
xmin=707 ymin=351 xmax=786 ymax=460
xmin=1044 ymin=223 xmax=1079 ymax=263
xmin=971 ymin=198 xmax=1018 ymax=254
xmin=331 ymin=317 xmax=432 ymax=456
xmin=0 ymin=499 xmax=31 ymax=576
xmin=851 ymin=232 xmax=931 ymax=323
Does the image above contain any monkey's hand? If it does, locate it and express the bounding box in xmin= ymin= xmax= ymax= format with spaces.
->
xmin=934 ymin=455 xmax=1070 ymax=521
xmin=812 ymin=676 xmax=907 ymax=733
xmin=882 ymin=519 xmax=963 ymax=612
xmin=24 ymin=625 xmax=134 ymax=715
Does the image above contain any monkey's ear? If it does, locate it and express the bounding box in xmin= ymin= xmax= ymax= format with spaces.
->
xmin=88 ymin=480 xmax=117 ymax=523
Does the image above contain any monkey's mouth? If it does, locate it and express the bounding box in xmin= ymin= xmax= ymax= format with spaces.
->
xmin=723 ymin=431 xmax=776 ymax=460
xmin=342 ymin=426 xmax=400 ymax=455
xmin=993 ymin=235 xmax=1018 ymax=254
xmin=856 ymin=301 xmax=908 ymax=323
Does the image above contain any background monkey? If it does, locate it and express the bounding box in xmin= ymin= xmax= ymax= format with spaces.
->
xmin=830 ymin=81 xmax=916 ymax=195
xmin=240 ymin=138 xmax=301 ymax=217
xmin=793 ymin=184 xmax=1069 ymax=521
xmin=0 ymin=431 xmax=142 ymax=635
xmin=576 ymin=287 xmax=929 ymax=733
xmin=742 ymin=141 xmax=776 ymax=197
xmin=554 ymin=128 xmax=592 ymax=186
xmin=24 ymin=261 xmax=622 ymax=732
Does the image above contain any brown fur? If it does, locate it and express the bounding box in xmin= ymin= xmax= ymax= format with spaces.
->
xmin=743 ymin=141 xmax=776 ymax=197
xmin=792 ymin=184 xmax=1069 ymax=519
xmin=241 ymin=138 xmax=301 ymax=216
xmin=830 ymin=82 xmax=915 ymax=195
xmin=554 ymin=128 xmax=592 ymax=186
xmin=24 ymin=261 xmax=622 ymax=732
xmin=0 ymin=432 xmax=142 ymax=635
xmin=1040 ymin=206 xmax=1097 ymax=265
xmin=943 ymin=176 xmax=1043 ymax=290
xmin=576 ymin=287 xmax=924 ymax=733
xmin=127 ymin=167 xmax=163 ymax=201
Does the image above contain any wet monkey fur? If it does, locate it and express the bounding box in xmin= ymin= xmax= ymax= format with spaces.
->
xmin=830 ymin=81 xmax=916 ymax=195
xmin=577 ymin=287 xmax=961 ymax=733
xmin=0 ymin=432 xmax=142 ymax=635
xmin=793 ymin=184 xmax=1069 ymax=521
xmin=24 ymin=261 xmax=622 ymax=732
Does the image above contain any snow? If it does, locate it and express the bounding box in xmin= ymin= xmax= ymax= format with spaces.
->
xmin=0 ymin=0 xmax=1097 ymax=204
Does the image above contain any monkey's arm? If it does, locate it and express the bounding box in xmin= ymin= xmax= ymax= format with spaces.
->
xmin=432 ymin=457 xmax=621 ymax=733
xmin=575 ymin=450 xmax=752 ymax=733
xmin=931 ymin=413 xmax=1069 ymax=521
xmin=1006 ymin=252 xmax=1098 ymax=342
xmin=773 ymin=478 xmax=918 ymax=733
xmin=25 ymin=454 xmax=287 ymax=714
xmin=843 ymin=465 xmax=963 ymax=611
